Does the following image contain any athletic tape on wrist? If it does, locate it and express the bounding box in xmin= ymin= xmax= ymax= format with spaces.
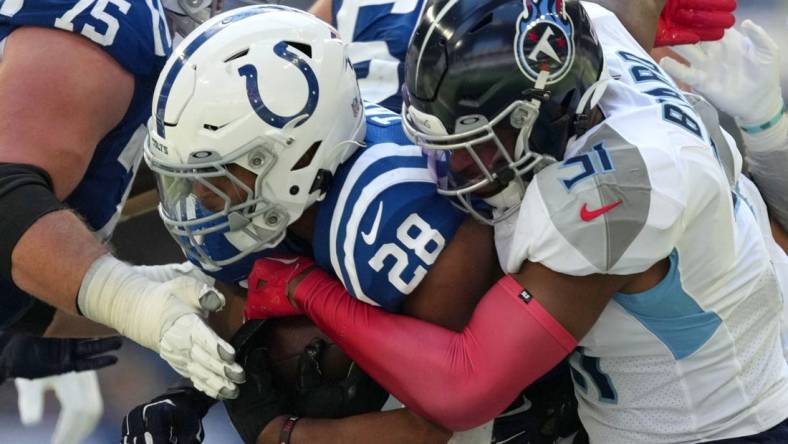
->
xmin=740 ymin=102 xmax=786 ymax=134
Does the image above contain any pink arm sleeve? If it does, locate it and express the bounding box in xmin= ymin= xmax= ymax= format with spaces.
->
xmin=294 ymin=271 xmax=577 ymax=431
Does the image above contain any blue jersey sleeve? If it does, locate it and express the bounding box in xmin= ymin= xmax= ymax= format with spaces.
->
xmin=314 ymin=139 xmax=464 ymax=312
xmin=0 ymin=0 xmax=171 ymax=77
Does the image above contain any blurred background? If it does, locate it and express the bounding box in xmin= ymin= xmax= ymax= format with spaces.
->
xmin=0 ymin=1 xmax=786 ymax=443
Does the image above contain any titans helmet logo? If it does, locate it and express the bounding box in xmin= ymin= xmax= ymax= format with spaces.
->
xmin=514 ymin=0 xmax=575 ymax=85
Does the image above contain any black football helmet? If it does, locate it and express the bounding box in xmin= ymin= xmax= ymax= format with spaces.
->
xmin=402 ymin=0 xmax=607 ymax=223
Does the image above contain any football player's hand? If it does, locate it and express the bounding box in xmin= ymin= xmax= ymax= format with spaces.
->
xmin=294 ymin=338 xmax=389 ymax=418
xmin=245 ymin=256 xmax=316 ymax=320
xmin=16 ymin=370 xmax=103 ymax=444
xmin=660 ymin=20 xmax=782 ymax=126
xmin=0 ymin=334 xmax=121 ymax=381
xmin=655 ymin=0 xmax=736 ymax=47
xmin=224 ymin=346 xmax=291 ymax=444
xmin=80 ymin=256 xmax=246 ymax=400
xmin=121 ymin=382 xmax=215 ymax=444
xmin=155 ymin=278 xmax=244 ymax=399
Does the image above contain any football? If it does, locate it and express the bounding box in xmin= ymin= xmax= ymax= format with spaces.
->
xmin=261 ymin=316 xmax=353 ymax=390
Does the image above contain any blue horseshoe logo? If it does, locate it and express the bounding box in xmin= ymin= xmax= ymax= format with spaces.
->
xmin=238 ymin=41 xmax=320 ymax=129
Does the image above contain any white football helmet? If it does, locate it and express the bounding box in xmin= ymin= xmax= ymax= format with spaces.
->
xmin=146 ymin=5 xmax=365 ymax=269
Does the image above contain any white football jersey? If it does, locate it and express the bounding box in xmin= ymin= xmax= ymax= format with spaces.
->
xmin=495 ymin=3 xmax=788 ymax=443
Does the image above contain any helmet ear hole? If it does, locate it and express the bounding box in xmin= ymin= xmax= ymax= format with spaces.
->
xmin=292 ymin=141 xmax=321 ymax=171
xmin=285 ymin=41 xmax=312 ymax=58
xmin=224 ymin=48 xmax=249 ymax=63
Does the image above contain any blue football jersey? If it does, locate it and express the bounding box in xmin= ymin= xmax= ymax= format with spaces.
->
xmin=0 ymin=0 xmax=171 ymax=328
xmin=333 ymin=0 xmax=424 ymax=112
xmin=312 ymin=102 xmax=464 ymax=311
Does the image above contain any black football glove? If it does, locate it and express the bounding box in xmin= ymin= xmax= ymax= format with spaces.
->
xmin=224 ymin=348 xmax=290 ymax=444
xmin=0 ymin=332 xmax=121 ymax=383
xmin=492 ymin=361 xmax=580 ymax=444
xmin=121 ymin=380 xmax=215 ymax=444
xmin=224 ymin=320 xmax=291 ymax=444
xmin=294 ymin=338 xmax=389 ymax=418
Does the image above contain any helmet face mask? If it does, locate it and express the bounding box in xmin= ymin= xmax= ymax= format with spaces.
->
xmin=146 ymin=136 xmax=290 ymax=269
xmin=146 ymin=5 xmax=365 ymax=270
xmin=404 ymin=95 xmax=552 ymax=224
xmin=402 ymin=0 xmax=607 ymax=224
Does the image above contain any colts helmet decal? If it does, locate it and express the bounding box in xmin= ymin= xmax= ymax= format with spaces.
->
xmin=514 ymin=0 xmax=575 ymax=84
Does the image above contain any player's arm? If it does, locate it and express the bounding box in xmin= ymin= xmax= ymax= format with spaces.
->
xmin=0 ymin=27 xmax=131 ymax=309
xmin=309 ymin=0 xmax=333 ymax=23
xmin=0 ymin=27 xmax=243 ymax=399
xmin=252 ymin=255 xmax=658 ymax=430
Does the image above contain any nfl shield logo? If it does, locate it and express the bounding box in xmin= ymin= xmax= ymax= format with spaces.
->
xmin=514 ymin=0 xmax=575 ymax=85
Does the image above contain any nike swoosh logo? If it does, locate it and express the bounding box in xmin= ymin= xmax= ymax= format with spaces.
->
xmin=361 ymin=202 xmax=384 ymax=246
xmin=580 ymin=199 xmax=622 ymax=222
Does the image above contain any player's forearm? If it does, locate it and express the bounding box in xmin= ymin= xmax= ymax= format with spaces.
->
xmin=295 ymin=271 xmax=576 ymax=431
xmin=11 ymin=210 xmax=107 ymax=315
xmin=309 ymin=0 xmax=333 ymax=23
xmin=259 ymin=410 xmax=451 ymax=444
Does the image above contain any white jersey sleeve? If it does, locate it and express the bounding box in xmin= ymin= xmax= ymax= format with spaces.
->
xmin=498 ymin=118 xmax=727 ymax=276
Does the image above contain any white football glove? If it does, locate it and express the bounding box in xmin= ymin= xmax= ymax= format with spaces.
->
xmin=15 ymin=370 xmax=102 ymax=444
xmin=78 ymin=255 xmax=245 ymax=399
xmin=660 ymin=20 xmax=783 ymax=127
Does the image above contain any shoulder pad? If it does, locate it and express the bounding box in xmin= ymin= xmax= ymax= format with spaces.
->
xmin=499 ymin=124 xmax=686 ymax=275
